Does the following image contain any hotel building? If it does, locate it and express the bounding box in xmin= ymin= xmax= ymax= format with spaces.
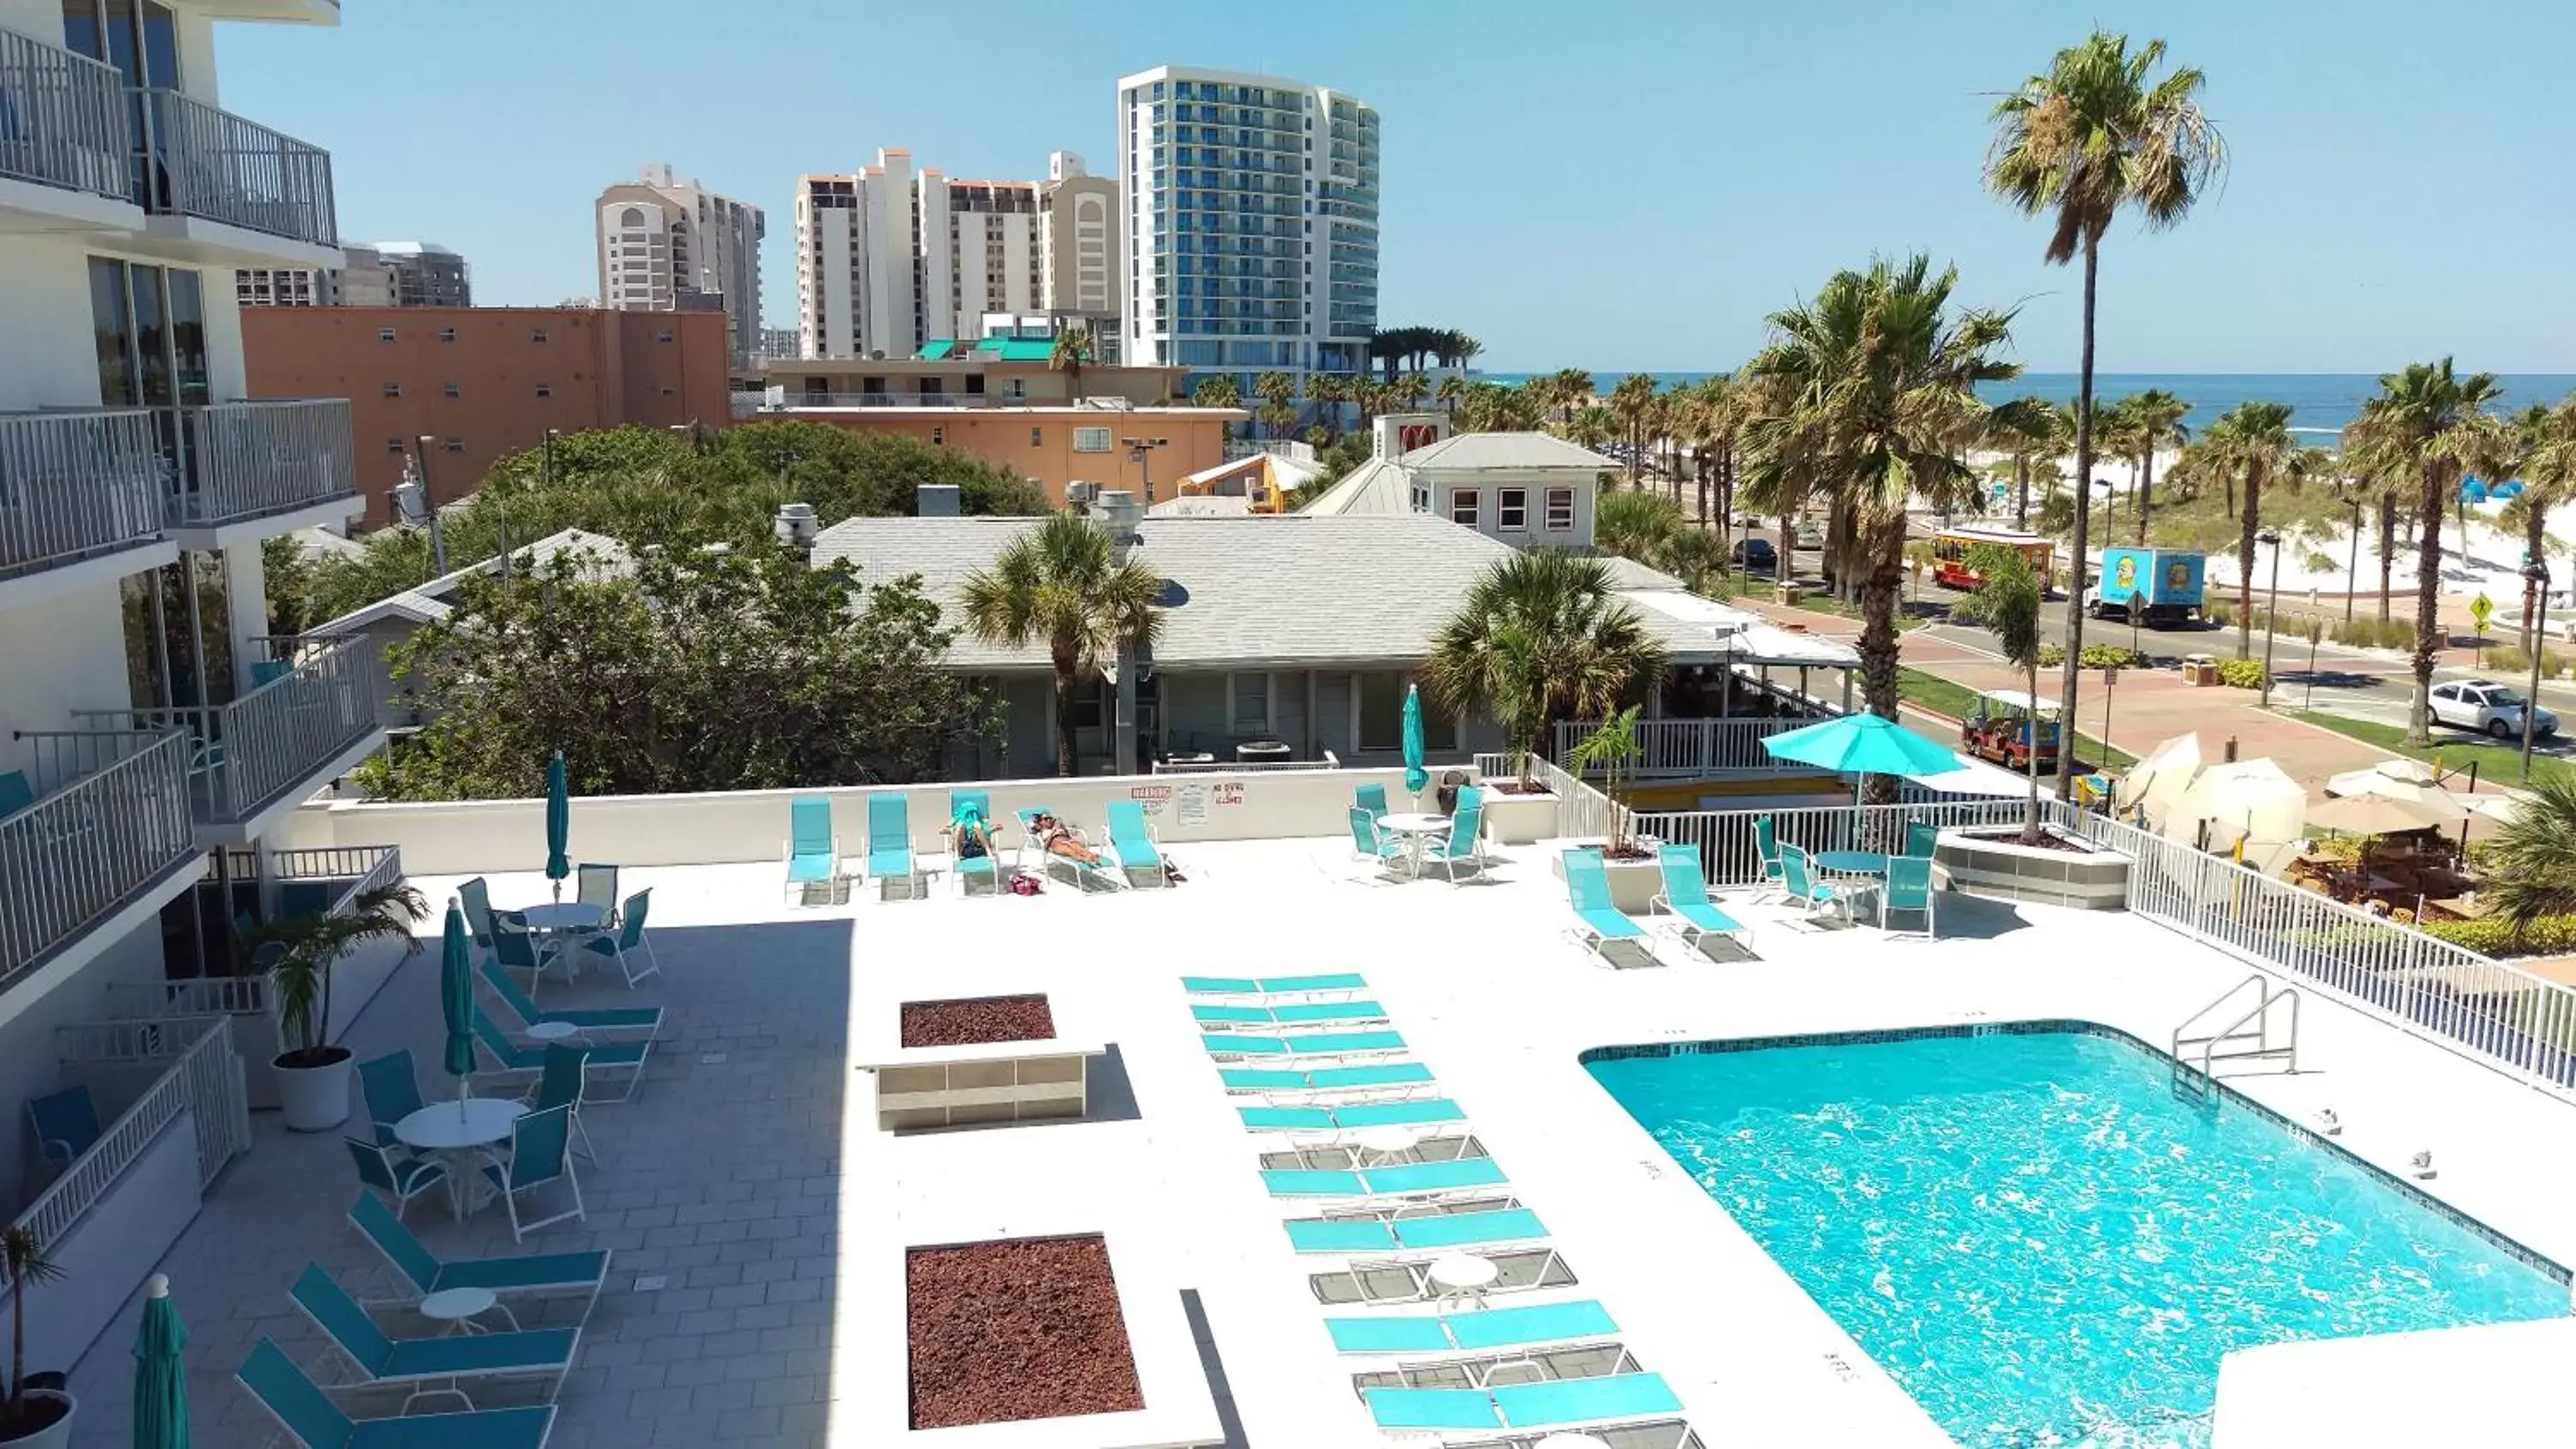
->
xmin=594 ymin=162 xmax=765 ymax=368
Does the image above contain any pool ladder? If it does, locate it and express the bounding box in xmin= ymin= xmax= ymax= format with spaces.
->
xmin=2171 ymin=972 xmax=2301 ymax=1100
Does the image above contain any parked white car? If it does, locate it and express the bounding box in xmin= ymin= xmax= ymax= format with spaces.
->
xmin=2427 ymin=680 xmax=2558 ymax=740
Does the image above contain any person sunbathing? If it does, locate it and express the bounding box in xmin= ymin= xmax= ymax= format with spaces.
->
xmin=950 ymin=805 xmax=997 ymax=863
xmin=1032 ymin=812 xmax=1103 ymax=865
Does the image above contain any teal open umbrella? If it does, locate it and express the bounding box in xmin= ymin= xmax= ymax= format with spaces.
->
xmin=544 ymin=750 xmax=570 ymax=902
xmin=131 ymin=1273 xmax=188 ymax=1449
xmin=439 ymin=900 xmax=476 ymax=1103
xmin=1401 ymin=683 xmax=1429 ymax=797
xmin=1762 ymin=712 xmax=1965 ymax=778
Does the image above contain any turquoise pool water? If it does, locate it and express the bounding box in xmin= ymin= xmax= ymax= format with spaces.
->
xmin=1587 ymin=1027 xmax=2570 ymax=1449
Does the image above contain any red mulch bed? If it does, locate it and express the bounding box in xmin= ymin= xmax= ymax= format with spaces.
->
xmin=901 ymin=993 xmax=1055 ymax=1048
xmin=908 ymin=1235 xmax=1144 ymax=1429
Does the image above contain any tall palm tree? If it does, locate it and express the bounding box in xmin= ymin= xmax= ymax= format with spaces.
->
xmin=1191 ymin=374 xmax=1242 ymax=411
xmin=1434 ymin=374 xmax=1466 ymax=415
xmin=2123 ymin=388 xmax=2191 ymax=542
xmin=1988 ymin=29 xmax=2226 ymax=793
xmin=2342 ymin=360 xmax=2506 ymax=743
xmin=1396 ymin=372 xmax=1430 ymax=410
xmin=1608 ymin=373 xmax=1660 ymax=485
xmin=2482 ymin=397 xmax=2575 ymax=652
xmin=961 ymin=513 xmax=1167 ymax=777
xmin=2200 ymin=401 xmax=2310 ymax=658
xmin=1307 ymin=373 xmax=1347 ymax=443
xmin=1741 ymin=256 xmax=2018 ymax=764
xmin=1550 ymin=368 xmax=1595 ymax=428
xmin=1048 ymin=324 xmax=1093 ymax=402
xmin=1982 ymin=396 xmax=2063 ymax=529
xmin=1425 ymin=551 xmax=1665 ymax=791
xmin=2478 ymin=770 xmax=2576 ymax=933
xmin=1567 ymin=406 xmax=1614 ymax=455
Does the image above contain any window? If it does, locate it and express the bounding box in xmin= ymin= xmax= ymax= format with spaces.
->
xmin=931 ymin=426 xmax=945 ymax=446
xmin=659 ymin=385 xmax=675 ymax=396
xmin=1030 ymin=427 xmax=1044 ymax=447
xmin=1449 ymin=488 xmax=1479 ymax=527
xmin=657 ymin=329 xmax=673 ymax=343
xmin=441 ymin=382 xmax=459 ymax=398
xmin=381 ymin=382 xmax=400 ymax=397
xmin=378 ymin=327 xmax=395 ymax=342
xmin=1545 ymin=488 xmax=1576 ymax=530
xmin=442 ymin=438 xmax=464 ymax=452
xmin=1498 ymin=488 xmax=1528 ymax=530
xmin=531 ymin=328 xmax=548 ymax=343
xmin=1072 ymin=426 xmax=1113 ymax=453
xmin=439 ymin=327 xmax=456 ymax=343
xmin=533 ymin=384 xmax=551 ymax=398
xmin=386 ymin=437 xmax=405 ymax=453
xmin=1230 ymin=672 xmax=1273 ymax=734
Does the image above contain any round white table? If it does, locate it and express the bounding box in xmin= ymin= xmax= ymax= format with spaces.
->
xmin=1427 ymin=1252 xmax=1498 ymax=1311
xmin=1375 ymin=813 xmax=1452 ymax=875
xmin=417 ymin=1286 xmax=505 ymax=1336
xmin=1352 ymin=1125 xmax=1419 ymax=1167
xmin=396 ymin=1099 xmax=526 ymax=1219
xmin=518 ymin=901 xmax=606 ymax=979
xmin=524 ymin=1021 xmax=580 ymax=1044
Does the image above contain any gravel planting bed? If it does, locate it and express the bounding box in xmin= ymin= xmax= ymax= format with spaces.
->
xmin=901 ymin=993 xmax=1056 ymax=1048
xmin=907 ymin=1234 xmax=1142 ymax=1429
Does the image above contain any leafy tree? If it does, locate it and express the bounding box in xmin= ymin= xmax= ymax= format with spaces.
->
xmin=961 ymin=512 xmax=1165 ymax=777
xmin=1608 ymin=373 xmax=1661 ymax=484
xmin=2482 ymin=771 xmax=2576 ymax=932
xmin=377 ymin=544 xmax=996 ymax=798
xmin=1434 ymin=374 xmax=1465 ymax=415
xmin=1565 ymin=705 xmax=1647 ymax=855
xmin=1984 ymin=395 xmax=2065 ymax=528
xmin=243 ymin=882 xmax=428 ymax=1063
xmin=1191 ymin=374 xmax=1243 ymax=411
xmin=1451 ymin=382 xmax=1542 ymax=434
xmin=1947 ymin=544 xmax=2047 ymax=842
xmin=1596 ymin=488 xmax=1689 ymax=566
xmin=262 ymin=534 xmax=319 ymax=634
xmin=1989 ymin=28 xmax=2225 ymax=793
xmin=2121 ymin=388 xmax=2193 ymax=542
xmin=1425 ymin=551 xmax=1665 ymax=790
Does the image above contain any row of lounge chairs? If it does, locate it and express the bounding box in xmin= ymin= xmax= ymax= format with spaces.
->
xmin=786 ymin=791 xmax=1170 ymax=900
xmin=1184 ymin=973 xmax=1705 ymax=1446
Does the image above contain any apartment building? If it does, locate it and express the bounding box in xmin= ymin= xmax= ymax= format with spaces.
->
xmin=371 ymin=240 xmax=471 ymax=307
xmin=244 ymin=306 xmax=732 ymax=527
xmin=1115 ymin=65 xmax=1381 ymax=396
xmin=236 ymin=239 xmax=466 ymax=309
xmin=797 ymin=148 xmax=1121 ymax=363
xmin=0 ymin=0 xmax=378 ymax=1349
xmin=595 ymin=162 xmax=765 ymax=368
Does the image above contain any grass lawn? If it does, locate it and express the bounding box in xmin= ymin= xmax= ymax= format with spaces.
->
xmin=2281 ymin=708 xmax=2573 ymax=789
xmin=1899 ymin=667 xmax=2138 ymax=772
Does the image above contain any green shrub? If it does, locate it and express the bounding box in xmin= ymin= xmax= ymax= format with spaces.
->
xmin=2421 ymin=914 xmax=2576 ymax=958
xmin=2482 ymin=644 xmax=2576 ymax=678
xmin=2214 ymin=656 xmax=2268 ymax=688
xmin=2330 ymin=616 xmax=2417 ymax=651
xmin=2038 ymin=643 xmax=2148 ymax=670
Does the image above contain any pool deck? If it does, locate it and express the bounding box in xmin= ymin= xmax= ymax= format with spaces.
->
xmin=65 ymin=834 xmax=2576 ymax=1447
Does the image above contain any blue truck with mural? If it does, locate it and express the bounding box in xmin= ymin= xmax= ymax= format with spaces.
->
xmin=2085 ymin=547 xmax=2207 ymax=627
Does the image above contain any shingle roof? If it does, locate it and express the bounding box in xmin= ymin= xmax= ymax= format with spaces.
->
xmin=808 ymin=512 xmax=1522 ymax=670
xmin=307 ymin=529 xmax=633 ymax=637
xmin=1398 ymin=431 xmax=1616 ymax=472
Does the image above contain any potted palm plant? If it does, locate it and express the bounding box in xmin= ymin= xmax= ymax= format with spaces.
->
xmin=1552 ymin=706 xmax=1663 ymax=910
xmin=242 ymin=882 xmax=429 ymax=1131
xmin=0 ymin=1227 xmax=70 ymax=1449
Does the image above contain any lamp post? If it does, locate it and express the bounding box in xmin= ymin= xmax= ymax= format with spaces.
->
xmin=2524 ymin=559 xmax=2551 ymax=780
xmin=1123 ymin=436 xmax=1169 ymax=502
xmin=2257 ymin=530 xmax=2283 ymax=710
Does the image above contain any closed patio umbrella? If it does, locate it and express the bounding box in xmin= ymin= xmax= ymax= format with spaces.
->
xmin=440 ymin=900 xmax=475 ymax=1111
xmin=544 ymin=750 xmax=570 ymax=902
xmin=1401 ymin=684 xmax=1429 ymax=798
xmin=131 ymin=1273 xmax=187 ymax=1449
xmin=2306 ymin=791 xmax=2455 ymax=836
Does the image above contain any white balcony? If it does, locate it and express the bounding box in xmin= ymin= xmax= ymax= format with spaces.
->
xmin=0 ymin=407 xmax=176 ymax=610
xmin=165 ymin=398 xmax=360 ymax=546
xmin=130 ymin=86 xmax=339 ymax=267
xmin=0 ymin=730 xmax=199 ymax=1012
xmin=0 ymin=26 xmax=141 ymax=234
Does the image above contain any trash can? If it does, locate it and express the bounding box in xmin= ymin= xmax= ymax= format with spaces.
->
xmin=1236 ymin=741 xmax=1292 ymax=766
xmin=2183 ymin=652 xmax=2218 ymax=686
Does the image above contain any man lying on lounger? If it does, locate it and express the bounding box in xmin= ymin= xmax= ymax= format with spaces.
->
xmin=1030 ymin=811 xmax=1104 ymax=865
xmin=950 ymin=803 xmax=996 ymax=863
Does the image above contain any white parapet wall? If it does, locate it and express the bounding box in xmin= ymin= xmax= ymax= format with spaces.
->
xmin=280 ymin=764 xmax=1475 ymax=876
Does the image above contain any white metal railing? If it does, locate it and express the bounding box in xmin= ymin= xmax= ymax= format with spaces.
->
xmin=2172 ymin=973 xmax=2301 ymax=1094
xmin=0 ymin=26 xmax=129 ymax=200
xmin=134 ymin=86 xmax=336 ymax=246
xmin=109 ymin=845 xmax=400 ymax=1029
xmin=170 ymin=399 xmax=355 ymax=527
xmin=0 ymin=408 xmax=166 ymax=578
xmin=0 ymin=730 xmax=194 ymax=994
xmin=1157 ymin=751 xmax=1341 ymax=773
xmin=1523 ymin=755 xmax=1616 ymax=843
xmin=2055 ymin=806 xmax=2576 ymax=1098
xmin=1637 ymin=798 xmax=2032 ymax=885
xmin=1555 ymin=717 xmax=1810 ymax=777
xmin=11 ymin=1016 xmax=247 ymax=1252
xmin=71 ymin=634 xmax=380 ymax=827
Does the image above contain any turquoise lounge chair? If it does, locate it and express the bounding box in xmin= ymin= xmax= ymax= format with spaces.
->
xmin=480 ymin=955 xmax=662 ymax=1037
xmin=1262 ymin=1156 xmax=1508 ymax=1199
xmin=1183 ymin=972 xmax=1370 ymax=997
xmin=239 ymin=1339 xmax=556 ymax=1449
xmin=349 ymin=1192 xmax=610 ymax=1316
xmin=1201 ymin=1028 xmax=1407 ymax=1058
xmin=1904 ymin=818 xmax=1941 ymax=859
xmin=1419 ymin=786 xmax=1486 ymax=884
xmin=289 ymin=1263 xmax=579 ymax=1410
xmin=1880 ymin=853 xmax=1940 ymax=940
xmin=1327 ymin=1299 xmax=1619 ymax=1355
xmin=1019 ymin=804 xmax=1122 ymax=890
xmin=1194 ymin=998 xmax=1388 ymax=1028
xmin=950 ymin=791 xmax=1001 ymax=895
xmin=1779 ymin=845 xmax=1850 ymax=924
xmin=783 ymin=796 xmax=839 ymax=905
xmin=1561 ymin=849 xmax=1656 ymax=968
xmin=1650 ymin=843 xmax=1752 ymax=959
xmin=473 ymin=1005 xmax=651 ymax=1100
xmin=1104 ymin=799 xmax=1167 ymax=886
xmin=1218 ymin=1062 xmax=1436 ymax=1095
xmin=29 ymin=1085 xmax=100 ymax=1168
xmin=1285 ymin=1206 xmax=1549 ymax=1255
xmin=866 ymin=793 xmax=920 ymax=898
xmin=1363 ymin=1373 xmax=1685 ymax=1434
xmin=1239 ymin=1097 xmax=1465 ymax=1131
xmin=1753 ymin=814 xmax=1786 ymax=900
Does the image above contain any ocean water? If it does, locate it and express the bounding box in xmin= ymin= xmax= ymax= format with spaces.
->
xmin=1480 ymin=373 xmax=2576 ymax=444
xmin=1587 ymin=1029 xmax=2570 ymax=1449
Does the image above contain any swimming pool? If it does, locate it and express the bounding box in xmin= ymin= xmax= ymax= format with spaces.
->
xmin=1586 ymin=1024 xmax=2570 ymax=1448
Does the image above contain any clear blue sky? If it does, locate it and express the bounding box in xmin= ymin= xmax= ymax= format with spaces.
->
xmin=216 ymin=0 xmax=2573 ymax=373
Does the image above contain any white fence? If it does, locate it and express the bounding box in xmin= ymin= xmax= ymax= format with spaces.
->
xmin=13 ymin=1015 xmax=248 ymax=1252
xmin=0 ymin=407 xmax=166 ymax=577
xmin=1637 ymin=798 xmax=2032 ymax=885
xmin=1554 ymin=717 xmax=1807 ymax=777
xmin=0 ymin=730 xmax=196 ymax=994
xmin=173 ymin=398 xmax=355 ymax=527
xmin=76 ymin=633 xmax=381 ymax=826
xmin=1473 ymin=753 xmax=1621 ymax=844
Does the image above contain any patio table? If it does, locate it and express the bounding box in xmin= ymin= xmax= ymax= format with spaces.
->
xmin=1376 ymin=813 xmax=1451 ymax=876
xmin=519 ymin=901 xmax=605 ymax=979
xmin=397 ymin=1098 xmax=526 ymax=1220
xmin=1427 ymin=1252 xmax=1498 ymax=1313
xmin=1814 ymin=850 xmax=1891 ymax=876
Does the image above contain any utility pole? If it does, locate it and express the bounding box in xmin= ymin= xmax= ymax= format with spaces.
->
xmin=2257 ymin=530 xmax=2282 ymax=710
xmin=413 ymin=436 xmax=447 ymax=578
xmin=2524 ymin=560 xmax=2551 ymax=781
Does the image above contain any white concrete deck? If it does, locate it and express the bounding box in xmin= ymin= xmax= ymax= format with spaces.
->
xmin=66 ymin=834 xmax=2576 ymax=1448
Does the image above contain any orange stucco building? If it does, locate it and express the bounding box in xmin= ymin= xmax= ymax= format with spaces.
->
xmin=762 ymin=403 xmax=1245 ymax=506
xmin=242 ymin=306 xmax=732 ymax=528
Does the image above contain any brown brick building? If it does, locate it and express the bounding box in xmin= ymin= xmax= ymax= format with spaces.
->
xmin=242 ymin=306 xmax=732 ymax=528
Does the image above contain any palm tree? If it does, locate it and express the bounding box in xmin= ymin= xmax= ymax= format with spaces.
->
xmin=2479 ymin=770 xmax=2576 ymax=933
xmin=1396 ymin=372 xmax=1430 ymax=410
xmin=2474 ymin=399 xmax=2573 ymax=652
xmin=2200 ymin=401 xmax=2310 ymax=658
xmin=1983 ymin=396 xmax=2063 ymax=529
xmin=1596 ymin=488 xmax=1684 ymax=565
xmin=1608 ymin=373 xmax=1660 ymax=484
xmin=1948 ymin=544 xmax=2047 ymax=842
xmin=243 ymin=882 xmax=431 ymax=1069
xmin=2342 ymin=360 xmax=2507 ymax=744
xmin=1307 ymin=373 xmax=1348 ymax=443
xmin=1550 ymin=368 xmax=1595 ymax=427
xmin=1425 ymin=551 xmax=1666 ymax=791
xmin=1048 ymin=324 xmax=1093 ymax=402
xmin=962 ymin=513 xmax=1167 ymax=776
xmin=1741 ymin=256 xmax=2018 ymax=766
xmin=1435 ymin=374 xmax=1465 ymax=415
xmin=2510 ymin=394 xmax=2576 ymax=648
xmin=1191 ymin=374 xmax=1242 ymax=411
xmin=1988 ymin=29 xmax=2226 ymax=793
xmin=2123 ymin=388 xmax=2191 ymax=542
xmin=1567 ymin=406 xmax=1614 ymax=455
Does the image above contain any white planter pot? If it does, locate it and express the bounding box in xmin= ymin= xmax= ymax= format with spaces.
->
xmin=273 ymin=1051 xmax=355 ymax=1132
xmin=0 ymin=1390 xmax=76 ymax=1449
xmin=1479 ymin=790 xmax=1558 ymax=845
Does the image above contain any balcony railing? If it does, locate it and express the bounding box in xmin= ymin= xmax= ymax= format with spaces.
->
xmin=70 ymin=635 xmax=381 ymax=830
xmin=0 ymin=729 xmax=195 ymax=995
xmin=782 ymin=392 xmax=1004 ymax=410
xmin=134 ymin=85 xmax=336 ymax=247
xmin=1554 ymin=716 xmax=1819 ymax=778
xmin=169 ymin=398 xmax=355 ymax=528
xmin=0 ymin=26 xmax=130 ymax=202
xmin=0 ymin=408 xmax=166 ymax=579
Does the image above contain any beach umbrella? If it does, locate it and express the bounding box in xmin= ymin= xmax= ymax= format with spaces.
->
xmin=2460 ymin=478 xmax=2490 ymax=504
xmin=1400 ymin=684 xmax=1429 ymax=797
xmin=544 ymin=749 xmax=570 ymax=902
xmin=2307 ymin=791 xmax=2455 ymax=836
xmin=2117 ymin=732 xmax=2201 ymax=817
xmin=439 ymin=900 xmax=475 ymax=1106
xmin=1762 ymin=712 xmax=1965 ymax=778
xmin=131 ymin=1273 xmax=187 ymax=1449
xmin=2170 ymin=758 xmax=2307 ymax=872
